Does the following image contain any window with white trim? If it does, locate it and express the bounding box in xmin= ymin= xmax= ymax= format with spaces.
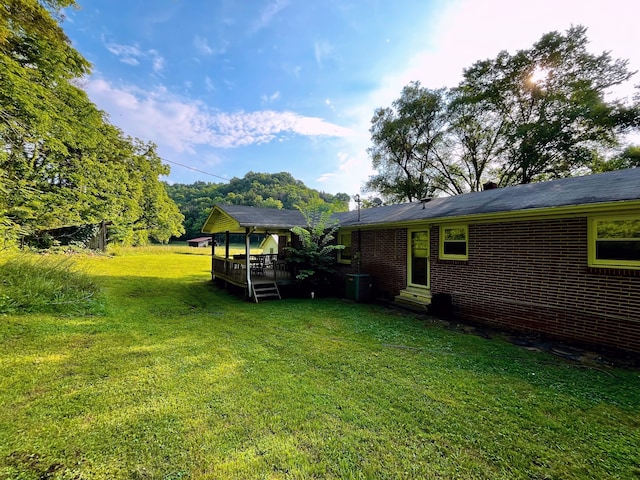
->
xmin=589 ymin=216 xmax=640 ymax=269
xmin=439 ymin=225 xmax=468 ymax=260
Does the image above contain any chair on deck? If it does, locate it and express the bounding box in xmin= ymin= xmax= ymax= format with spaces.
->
xmin=250 ymin=255 xmax=265 ymax=275
xmin=232 ymin=254 xmax=246 ymax=270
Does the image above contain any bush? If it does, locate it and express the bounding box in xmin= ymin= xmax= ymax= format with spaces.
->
xmin=0 ymin=254 xmax=104 ymax=315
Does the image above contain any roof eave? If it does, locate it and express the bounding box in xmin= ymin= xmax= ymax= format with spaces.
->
xmin=336 ymin=199 xmax=640 ymax=229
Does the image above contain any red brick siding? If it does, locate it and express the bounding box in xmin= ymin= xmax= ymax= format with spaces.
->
xmin=337 ymin=229 xmax=408 ymax=299
xmin=430 ymin=218 xmax=640 ymax=353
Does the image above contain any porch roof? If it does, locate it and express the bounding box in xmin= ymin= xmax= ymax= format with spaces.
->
xmin=201 ymin=204 xmax=306 ymax=234
xmin=335 ymin=168 xmax=640 ymax=227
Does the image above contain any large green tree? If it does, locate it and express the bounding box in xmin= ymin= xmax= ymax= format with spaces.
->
xmin=365 ymin=83 xmax=448 ymax=203
xmin=365 ymin=26 xmax=640 ymax=203
xmin=441 ymin=88 xmax=507 ymax=193
xmin=1 ymin=0 xmax=184 ymax=247
xmin=459 ymin=25 xmax=638 ymax=185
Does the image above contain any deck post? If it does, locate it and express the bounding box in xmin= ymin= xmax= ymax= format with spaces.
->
xmin=245 ymin=227 xmax=252 ymax=298
xmin=225 ymin=231 xmax=230 ymax=275
xmin=211 ymin=234 xmax=215 ymax=280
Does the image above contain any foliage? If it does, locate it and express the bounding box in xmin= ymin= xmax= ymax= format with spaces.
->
xmin=0 ymin=0 xmax=184 ymax=247
xmin=0 ymin=253 xmax=104 ymax=315
xmin=365 ymin=83 xmax=448 ymax=202
xmin=591 ymin=145 xmax=640 ymax=172
xmin=165 ymin=171 xmax=350 ymax=240
xmin=366 ymin=26 xmax=640 ymax=203
xmin=1 ymin=250 xmax=639 ymax=479
xmin=458 ymin=25 xmax=638 ymax=186
xmin=285 ymin=205 xmax=345 ymax=289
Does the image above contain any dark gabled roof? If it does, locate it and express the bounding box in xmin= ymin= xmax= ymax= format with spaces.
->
xmin=201 ymin=204 xmax=306 ymax=234
xmin=335 ymin=168 xmax=640 ymax=227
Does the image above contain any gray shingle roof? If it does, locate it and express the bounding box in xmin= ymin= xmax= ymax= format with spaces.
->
xmin=202 ymin=169 xmax=640 ymax=233
xmin=214 ymin=204 xmax=306 ymax=230
xmin=335 ymin=168 xmax=640 ymax=227
xmin=201 ymin=204 xmax=308 ymax=234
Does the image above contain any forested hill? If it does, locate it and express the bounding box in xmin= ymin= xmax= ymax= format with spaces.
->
xmin=165 ymin=171 xmax=350 ymax=240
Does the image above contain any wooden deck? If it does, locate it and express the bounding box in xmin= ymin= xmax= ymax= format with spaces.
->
xmin=211 ymin=255 xmax=295 ymax=288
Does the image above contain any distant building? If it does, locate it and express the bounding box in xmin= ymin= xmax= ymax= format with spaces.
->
xmin=259 ymin=234 xmax=278 ymax=254
xmin=187 ymin=236 xmax=213 ymax=248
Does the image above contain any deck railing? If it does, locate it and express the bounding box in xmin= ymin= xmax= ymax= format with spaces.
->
xmin=211 ymin=255 xmax=295 ymax=286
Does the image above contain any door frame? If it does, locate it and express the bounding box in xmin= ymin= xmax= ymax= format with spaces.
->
xmin=407 ymin=227 xmax=430 ymax=290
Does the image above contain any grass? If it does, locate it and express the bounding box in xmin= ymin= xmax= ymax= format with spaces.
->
xmin=0 ymin=253 xmax=104 ymax=315
xmin=0 ymin=247 xmax=639 ymax=479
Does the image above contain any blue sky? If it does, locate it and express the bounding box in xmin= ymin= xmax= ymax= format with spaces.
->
xmin=62 ymin=0 xmax=640 ymax=196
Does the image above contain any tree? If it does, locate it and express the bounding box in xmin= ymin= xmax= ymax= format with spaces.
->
xmin=365 ymin=26 xmax=640 ymax=201
xmin=591 ymin=146 xmax=640 ymax=172
xmin=365 ymin=82 xmax=449 ymax=203
xmin=457 ymin=25 xmax=639 ymax=185
xmin=285 ymin=206 xmax=344 ymax=292
xmin=1 ymin=0 xmax=185 ymax=247
xmin=440 ymin=88 xmax=507 ymax=193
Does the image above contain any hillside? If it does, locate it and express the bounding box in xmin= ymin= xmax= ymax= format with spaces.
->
xmin=165 ymin=171 xmax=350 ymax=239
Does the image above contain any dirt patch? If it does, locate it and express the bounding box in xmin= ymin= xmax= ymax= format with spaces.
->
xmin=424 ymin=315 xmax=640 ymax=370
xmin=5 ymin=452 xmax=67 ymax=479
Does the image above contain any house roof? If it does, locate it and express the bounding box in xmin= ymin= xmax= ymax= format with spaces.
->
xmin=201 ymin=204 xmax=306 ymax=234
xmin=187 ymin=236 xmax=212 ymax=242
xmin=335 ymin=168 xmax=640 ymax=227
xmin=259 ymin=234 xmax=279 ymax=249
xmin=200 ymin=169 xmax=640 ymax=234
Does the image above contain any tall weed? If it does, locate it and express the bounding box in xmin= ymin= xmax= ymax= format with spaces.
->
xmin=0 ymin=254 xmax=104 ymax=315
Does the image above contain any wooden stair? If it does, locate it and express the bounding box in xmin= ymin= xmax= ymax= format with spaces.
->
xmin=252 ymin=282 xmax=281 ymax=302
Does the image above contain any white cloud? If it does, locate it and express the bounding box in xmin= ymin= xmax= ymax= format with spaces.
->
xmin=205 ymin=76 xmax=215 ymax=92
xmin=194 ymin=36 xmax=224 ymax=56
xmin=253 ymin=0 xmax=288 ymax=32
xmin=84 ymin=78 xmax=353 ymax=155
xmin=104 ymin=40 xmax=166 ymax=73
xmin=314 ymin=40 xmax=333 ymax=67
xmin=261 ymin=91 xmax=280 ymax=104
xmin=149 ymin=49 xmax=165 ymax=73
xmin=105 ymin=42 xmax=142 ymax=59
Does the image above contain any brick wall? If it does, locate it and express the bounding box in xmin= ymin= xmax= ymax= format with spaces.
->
xmin=337 ymin=229 xmax=408 ymax=300
xmin=430 ymin=217 xmax=640 ymax=353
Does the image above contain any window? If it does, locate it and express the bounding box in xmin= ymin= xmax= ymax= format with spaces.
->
xmin=589 ymin=216 xmax=640 ymax=269
xmin=439 ymin=225 xmax=468 ymax=260
xmin=338 ymin=231 xmax=352 ymax=264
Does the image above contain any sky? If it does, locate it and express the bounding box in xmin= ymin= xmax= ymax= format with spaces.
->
xmin=62 ymin=0 xmax=640 ymax=197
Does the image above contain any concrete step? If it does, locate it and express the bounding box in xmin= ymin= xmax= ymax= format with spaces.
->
xmin=393 ymin=288 xmax=431 ymax=312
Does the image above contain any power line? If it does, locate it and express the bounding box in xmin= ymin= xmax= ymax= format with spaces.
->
xmin=163 ymin=158 xmax=230 ymax=182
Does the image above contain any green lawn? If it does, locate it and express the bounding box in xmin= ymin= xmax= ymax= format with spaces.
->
xmin=1 ymin=247 xmax=639 ymax=479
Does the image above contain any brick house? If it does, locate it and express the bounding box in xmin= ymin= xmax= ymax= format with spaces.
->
xmin=202 ymin=169 xmax=640 ymax=353
xmin=334 ymin=168 xmax=640 ymax=354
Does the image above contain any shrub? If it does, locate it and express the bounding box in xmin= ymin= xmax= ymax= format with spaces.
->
xmin=285 ymin=206 xmax=344 ymax=292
